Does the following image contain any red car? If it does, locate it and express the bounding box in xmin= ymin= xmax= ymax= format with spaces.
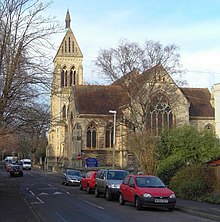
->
xmin=80 ymin=171 xmax=97 ymax=193
xmin=119 ymin=174 xmax=176 ymax=211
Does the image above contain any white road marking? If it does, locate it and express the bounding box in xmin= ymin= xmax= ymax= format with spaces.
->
xmin=78 ymin=198 xmax=104 ymax=210
xmin=55 ymin=212 xmax=68 ymax=222
xmin=53 ymin=191 xmax=62 ymax=195
xmin=26 ymin=187 xmax=35 ymax=196
xmin=36 ymin=197 xmax=44 ymax=204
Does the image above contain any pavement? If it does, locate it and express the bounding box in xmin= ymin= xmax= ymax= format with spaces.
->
xmin=175 ymin=198 xmax=220 ymax=221
xmin=0 ymin=165 xmax=220 ymax=221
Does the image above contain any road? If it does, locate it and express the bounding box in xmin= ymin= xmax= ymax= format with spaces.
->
xmin=0 ymin=166 xmax=217 ymax=222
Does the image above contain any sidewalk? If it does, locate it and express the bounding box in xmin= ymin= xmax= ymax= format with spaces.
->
xmin=176 ymin=198 xmax=220 ymax=221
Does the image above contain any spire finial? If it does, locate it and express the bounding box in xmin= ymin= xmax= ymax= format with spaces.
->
xmin=65 ymin=9 xmax=71 ymax=29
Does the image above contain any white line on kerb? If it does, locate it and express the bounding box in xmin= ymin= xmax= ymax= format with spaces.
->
xmin=78 ymin=198 xmax=104 ymax=210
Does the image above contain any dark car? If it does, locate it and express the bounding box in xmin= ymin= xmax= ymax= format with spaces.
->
xmin=80 ymin=171 xmax=97 ymax=193
xmin=9 ymin=165 xmax=23 ymax=177
xmin=119 ymin=174 xmax=176 ymax=211
xmin=95 ymin=169 xmax=129 ymax=200
xmin=62 ymin=169 xmax=83 ymax=186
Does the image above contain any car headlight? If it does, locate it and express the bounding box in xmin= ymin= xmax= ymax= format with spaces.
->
xmin=170 ymin=194 xmax=176 ymax=198
xmin=143 ymin=193 xmax=152 ymax=198
xmin=109 ymin=184 xmax=120 ymax=188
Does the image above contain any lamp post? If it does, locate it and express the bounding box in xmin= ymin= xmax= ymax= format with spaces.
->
xmin=109 ymin=110 xmax=117 ymax=169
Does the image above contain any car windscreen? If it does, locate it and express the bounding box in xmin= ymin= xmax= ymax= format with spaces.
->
xmin=68 ymin=170 xmax=82 ymax=177
xmin=107 ymin=171 xmax=128 ymax=180
xmin=136 ymin=176 xmax=166 ymax=188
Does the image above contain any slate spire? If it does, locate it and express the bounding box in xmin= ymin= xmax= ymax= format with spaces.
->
xmin=65 ymin=9 xmax=71 ymax=29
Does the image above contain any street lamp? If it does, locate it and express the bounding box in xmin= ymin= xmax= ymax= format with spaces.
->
xmin=109 ymin=110 xmax=117 ymax=170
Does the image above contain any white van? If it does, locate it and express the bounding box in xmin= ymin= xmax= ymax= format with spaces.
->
xmin=22 ymin=159 xmax=32 ymax=170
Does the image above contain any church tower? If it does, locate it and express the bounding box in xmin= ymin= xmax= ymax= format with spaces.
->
xmin=47 ymin=10 xmax=83 ymax=171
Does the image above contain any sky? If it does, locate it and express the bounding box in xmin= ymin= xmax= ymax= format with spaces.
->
xmin=46 ymin=0 xmax=220 ymax=89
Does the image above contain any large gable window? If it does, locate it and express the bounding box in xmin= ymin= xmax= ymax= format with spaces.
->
xmin=105 ymin=124 xmax=113 ymax=148
xmin=87 ymin=123 xmax=97 ymax=148
xmin=146 ymin=93 xmax=174 ymax=135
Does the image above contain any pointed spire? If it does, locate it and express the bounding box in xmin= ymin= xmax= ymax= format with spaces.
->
xmin=65 ymin=9 xmax=71 ymax=29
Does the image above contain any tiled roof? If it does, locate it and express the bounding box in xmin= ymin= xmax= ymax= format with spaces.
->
xmin=180 ymin=88 xmax=214 ymax=117
xmin=74 ymin=85 xmax=128 ymax=115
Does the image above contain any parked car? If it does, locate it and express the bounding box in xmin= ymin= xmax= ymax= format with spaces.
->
xmin=62 ymin=169 xmax=83 ymax=186
xmin=5 ymin=162 xmax=13 ymax=172
xmin=119 ymin=174 xmax=176 ymax=211
xmin=95 ymin=169 xmax=129 ymax=200
xmin=80 ymin=171 xmax=97 ymax=193
xmin=9 ymin=165 xmax=23 ymax=177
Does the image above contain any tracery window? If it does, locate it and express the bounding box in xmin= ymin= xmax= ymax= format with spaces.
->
xmin=146 ymin=93 xmax=174 ymax=135
xmin=87 ymin=124 xmax=97 ymax=148
xmin=105 ymin=124 xmax=113 ymax=148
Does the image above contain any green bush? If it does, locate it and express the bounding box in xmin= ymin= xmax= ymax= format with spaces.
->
xmin=170 ymin=164 xmax=215 ymax=199
xmin=156 ymin=155 xmax=185 ymax=185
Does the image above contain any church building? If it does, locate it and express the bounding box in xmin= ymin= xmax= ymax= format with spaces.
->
xmin=46 ymin=11 xmax=219 ymax=172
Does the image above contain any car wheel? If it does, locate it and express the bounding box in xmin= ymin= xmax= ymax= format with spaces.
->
xmin=135 ymin=196 xmax=143 ymax=210
xmin=86 ymin=185 xmax=91 ymax=194
xmin=65 ymin=180 xmax=68 ymax=186
xmin=105 ymin=188 xmax=112 ymax=201
xmin=119 ymin=193 xmax=125 ymax=205
xmin=168 ymin=207 xmax=174 ymax=212
xmin=79 ymin=183 xmax=83 ymax=190
xmin=94 ymin=186 xmax=100 ymax=198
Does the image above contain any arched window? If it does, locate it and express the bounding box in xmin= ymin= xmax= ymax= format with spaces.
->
xmin=70 ymin=66 xmax=75 ymax=86
xmin=146 ymin=93 xmax=174 ymax=135
xmin=72 ymin=41 xmax=74 ymax=53
xmin=62 ymin=105 xmax=66 ymax=119
xmin=68 ymin=37 xmax=71 ymax=53
xmin=61 ymin=66 xmax=67 ymax=88
xmin=87 ymin=124 xmax=97 ymax=148
xmin=70 ymin=112 xmax=73 ymax=130
xmin=64 ymin=41 xmax=67 ymax=53
xmin=105 ymin=124 xmax=113 ymax=148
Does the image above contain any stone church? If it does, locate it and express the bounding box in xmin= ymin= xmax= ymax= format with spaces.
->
xmin=46 ymin=11 xmax=220 ymax=172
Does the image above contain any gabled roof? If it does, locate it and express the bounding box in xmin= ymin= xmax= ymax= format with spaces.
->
xmin=180 ymin=88 xmax=214 ymax=117
xmin=53 ymin=27 xmax=83 ymax=62
xmin=74 ymin=85 xmax=128 ymax=115
xmin=74 ymin=66 xmax=214 ymax=118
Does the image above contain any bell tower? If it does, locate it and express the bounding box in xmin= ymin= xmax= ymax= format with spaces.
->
xmin=47 ymin=10 xmax=83 ymax=171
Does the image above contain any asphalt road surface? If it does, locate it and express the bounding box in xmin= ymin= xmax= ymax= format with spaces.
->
xmin=0 ymin=165 xmax=217 ymax=222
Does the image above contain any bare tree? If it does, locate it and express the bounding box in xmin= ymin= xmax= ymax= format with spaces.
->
xmin=126 ymin=130 xmax=158 ymax=174
xmin=95 ymin=39 xmax=186 ymax=172
xmin=95 ymin=39 xmax=185 ymax=85
xmin=0 ymin=0 xmax=61 ymax=137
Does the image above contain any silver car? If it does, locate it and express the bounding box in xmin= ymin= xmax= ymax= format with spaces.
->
xmin=62 ymin=169 xmax=83 ymax=186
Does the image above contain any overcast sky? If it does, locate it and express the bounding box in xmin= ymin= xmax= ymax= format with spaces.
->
xmin=47 ymin=0 xmax=220 ymax=89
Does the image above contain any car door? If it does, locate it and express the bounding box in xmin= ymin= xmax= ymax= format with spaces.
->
xmin=126 ymin=176 xmax=136 ymax=203
xmin=99 ymin=170 xmax=107 ymax=193
xmin=120 ymin=176 xmax=130 ymax=200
